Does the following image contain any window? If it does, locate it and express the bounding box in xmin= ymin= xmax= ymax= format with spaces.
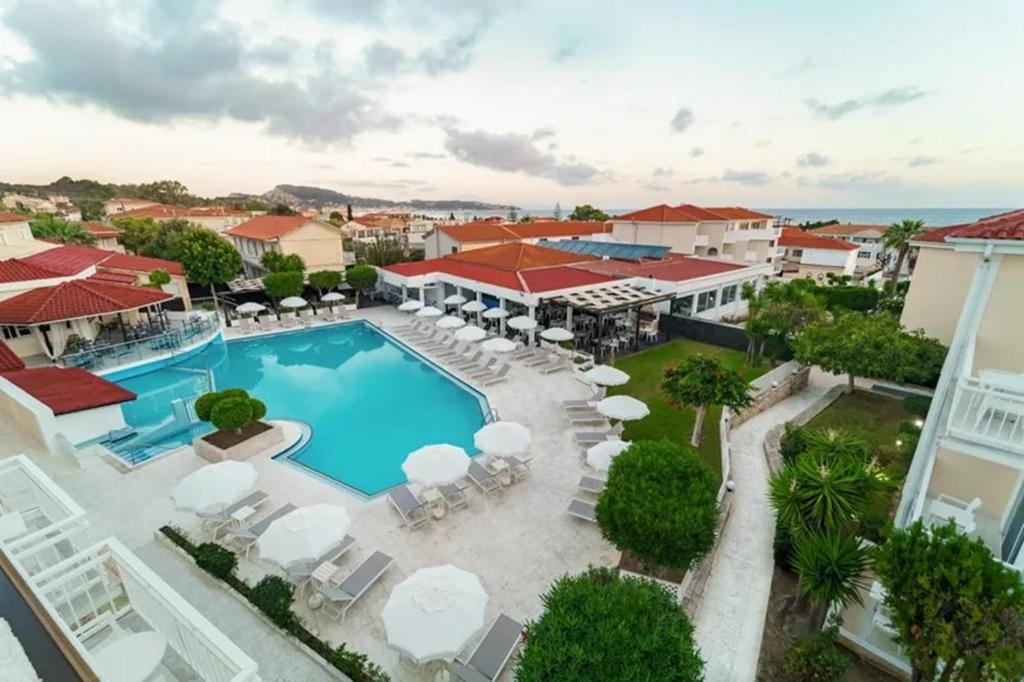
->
xmin=451 ymin=246 xmax=458 ymax=254
xmin=721 ymin=285 xmax=738 ymax=305
xmin=670 ymin=295 xmax=694 ymax=317
xmin=858 ymin=250 xmax=872 ymax=259
xmin=790 ymin=248 xmax=803 ymax=257
xmin=696 ymin=290 xmax=717 ymax=312
xmin=1 ymin=325 xmax=30 ymax=340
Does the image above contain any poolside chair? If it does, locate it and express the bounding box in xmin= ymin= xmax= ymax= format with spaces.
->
xmin=504 ymin=455 xmax=532 ymax=483
xmin=451 ymin=350 xmax=484 ymax=369
xmin=319 ymin=550 xmax=395 ymax=623
xmin=469 ymin=360 xmax=505 ymax=380
xmin=436 ymin=342 xmax=469 ymax=359
xmin=388 ymin=485 xmax=429 ymax=530
xmin=452 ymin=614 xmax=524 ymax=682
xmin=508 ymin=346 xmax=538 ymax=361
xmin=561 ymin=399 xmax=596 ymax=411
xmin=462 ymin=356 xmax=498 ymax=376
xmin=223 ymin=503 xmax=297 ymax=556
xmin=574 ymin=423 xmax=625 ymax=446
xmin=578 ymin=476 xmax=606 ymax=495
xmin=479 ymin=364 xmax=511 ymax=386
xmin=467 ymin=460 xmax=501 ymax=496
xmin=284 ymin=534 xmax=357 ymax=593
xmin=524 ymin=352 xmax=556 ymax=368
xmin=439 ymin=482 xmax=470 ymax=511
xmin=198 ymin=490 xmax=270 ymax=535
xmin=567 ymin=498 xmax=597 ymax=523
xmin=425 ymin=337 xmax=460 ymax=354
xmin=568 ymin=410 xmax=607 ymax=425
xmin=538 ymin=357 xmax=569 ymax=374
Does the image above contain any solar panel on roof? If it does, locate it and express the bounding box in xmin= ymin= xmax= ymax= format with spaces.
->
xmin=540 ymin=239 xmax=670 ymax=261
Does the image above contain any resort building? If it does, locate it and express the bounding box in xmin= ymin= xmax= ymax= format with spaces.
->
xmin=104 ymin=197 xmax=161 ymax=214
xmin=81 ymin=221 xmax=124 ymax=252
xmin=808 ymin=224 xmax=890 ymax=274
xmin=0 ymin=212 xmax=53 ymax=259
xmin=608 ymin=204 xmax=781 ymax=266
xmin=341 ymin=217 xmax=394 ymax=243
xmin=225 ymin=215 xmax=347 ymax=277
xmin=423 ymin=220 xmax=612 ymax=259
xmin=777 ymin=227 xmax=859 ymax=280
xmin=113 ymin=203 xmax=252 ymax=234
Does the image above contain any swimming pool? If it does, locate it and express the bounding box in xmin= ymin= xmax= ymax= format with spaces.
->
xmin=111 ymin=321 xmax=489 ymax=495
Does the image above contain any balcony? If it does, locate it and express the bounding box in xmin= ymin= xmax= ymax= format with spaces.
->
xmin=693 ymin=234 xmax=710 ymax=247
xmin=947 ymin=375 xmax=1024 ymax=455
xmin=723 ymin=227 xmax=779 ymax=244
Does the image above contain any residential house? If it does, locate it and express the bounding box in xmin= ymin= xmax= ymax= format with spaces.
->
xmin=777 ymin=227 xmax=859 ymax=280
xmin=0 ymin=213 xmax=52 ymax=259
xmin=809 ymin=224 xmax=890 ymax=273
xmin=225 ymin=215 xmax=347 ymax=277
xmin=80 ymin=221 xmax=123 ymax=252
xmin=104 ymin=197 xmax=161 ymax=214
xmin=423 ymin=220 xmax=611 ymax=259
xmin=112 ymin=203 xmax=251 ymax=234
xmin=341 ymin=217 xmax=394 ymax=244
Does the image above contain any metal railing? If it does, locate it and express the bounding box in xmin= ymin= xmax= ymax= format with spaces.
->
xmin=947 ymin=377 xmax=1024 ymax=455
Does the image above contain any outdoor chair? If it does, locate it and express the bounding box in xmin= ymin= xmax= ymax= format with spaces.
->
xmin=223 ymin=503 xmax=297 ymax=556
xmin=525 ymin=352 xmax=556 ymax=367
xmin=439 ymin=482 xmax=470 ymax=511
xmin=436 ymin=342 xmax=469 ymax=359
xmin=284 ymin=534 xmax=357 ymax=593
xmin=479 ymin=364 xmax=511 ymax=386
xmin=566 ymin=498 xmax=597 ymax=523
xmin=561 ymin=399 xmax=596 ymax=411
xmin=319 ymin=550 xmax=395 ymax=623
xmin=574 ymin=423 xmax=625 ymax=446
xmin=452 ymin=614 xmax=524 ymax=682
xmin=462 ymin=356 xmax=499 ymax=376
xmin=426 ymin=337 xmax=460 ymax=354
xmin=467 ymin=460 xmax=501 ymax=496
xmin=388 ymin=485 xmax=429 ymax=530
xmin=578 ymin=476 xmax=606 ymax=495
xmin=508 ymin=347 xmax=536 ymax=360
xmin=539 ymin=357 xmax=569 ymax=374
xmin=451 ymin=350 xmax=484 ymax=369
xmin=469 ymin=360 xmax=505 ymax=380
xmin=504 ymin=455 xmax=532 ymax=483
xmin=198 ymin=490 xmax=270 ymax=535
xmin=568 ymin=410 xmax=607 ymax=425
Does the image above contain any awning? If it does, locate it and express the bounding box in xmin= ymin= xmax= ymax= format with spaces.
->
xmin=549 ymin=283 xmax=673 ymax=315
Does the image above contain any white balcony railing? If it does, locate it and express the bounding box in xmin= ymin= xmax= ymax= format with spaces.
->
xmin=723 ymin=227 xmax=779 ymax=244
xmin=947 ymin=377 xmax=1024 ymax=455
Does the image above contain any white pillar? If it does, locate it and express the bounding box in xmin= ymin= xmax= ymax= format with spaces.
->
xmin=401 ymin=285 xmax=407 ymax=302
xmin=476 ymin=291 xmax=483 ymax=327
xmin=565 ymin=305 xmax=573 ymax=330
xmin=418 ymin=286 xmax=425 ymax=303
xmin=499 ymin=298 xmax=507 ymax=336
xmin=527 ymin=305 xmax=537 ymax=346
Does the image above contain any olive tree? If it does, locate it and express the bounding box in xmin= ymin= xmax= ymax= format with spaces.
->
xmin=345 ymin=265 xmax=378 ymax=306
xmin=662 ymin=354 xmax=753 ymax=447
xmin=308 ymin=269 xmax=342 ymax=298
xmin=176 ymin=229 xmax=242 ymax=314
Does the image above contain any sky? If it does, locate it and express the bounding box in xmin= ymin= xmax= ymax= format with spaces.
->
xmin=0 ymin=0 xmax=1021 ymax=209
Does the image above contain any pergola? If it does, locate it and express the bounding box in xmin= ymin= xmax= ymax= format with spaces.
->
xmin=549 ymin=283 xmax=674 ymax=360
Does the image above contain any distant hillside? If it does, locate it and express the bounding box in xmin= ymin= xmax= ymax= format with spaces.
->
xmin=265 ymin=184 xmax=516 ymax=211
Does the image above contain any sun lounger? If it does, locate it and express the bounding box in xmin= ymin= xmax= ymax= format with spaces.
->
xmin=284 ymin=534 xmax=357 ymax=591
xmin=198 ymin=490 xmax=270 ymax=534
xmin=468 ymin=460 xmax=501 ymax=495
xmin=568 ymin=410 xmax=607 ymax=424
xmin=223 ymin=503 xmax=297 ymax=555
xmin=567 ymin=498 xmax=597 ymax=523
xmin=574 ymin=423 xmax=625 ymax=445
xmin=561 ymin=399 xmax=596 ymax=411
xmin=479 ymin=364 xmax=511 ymax=386
xmin=451 ymin=350 xmax=483 ymax=368
xmin=426 ymin=338 xmax=460 ymax=354
xmin=439 ymin=482 xmax=469 ymax=511
xmin=468 ymin=359 xmax=504 ymax=379
xmin=538 ymin=358 xmax=568 ymax=374
xmin=525 ymin=352 xmax=556 ymax=367
xmin=436 ymin=342 xmax=469 ymax=359
xmin=452 ymin=614 xmax=524 ymax=682
xmin=388 ymin=485 xmax=429 ymax=530
xmin=462 ymin=357 xmax=498 ymax=376
xmin=504 ymin=455 xmax=532 ymax=483
xmin=578 ymin=476 xmax=606 ymax=495
xmin=508 ymin=346 xmax=538 ymax=360
xmin=319 ymin=550 xmax=395 ymax=623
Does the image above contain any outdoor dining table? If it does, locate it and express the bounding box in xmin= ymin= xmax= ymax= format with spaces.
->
xmin=91 ymin=631 xmax=167 ymax=682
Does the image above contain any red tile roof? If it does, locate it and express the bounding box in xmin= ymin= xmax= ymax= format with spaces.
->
xmin=225 ymin=215 xmax=315 ymax=240
xmin=100 ymin=252 xmax=184 ymax=276
xmin=21 ymin=244 xmax=111 ymax=275
xmin=779 ymin=228 xmax=858 ymax=251
xmin=437 ymin=220 xmax=611 ymax=243
xmin=612 ymin=204 xmax=703 ymax=223
xmin=0 ymin=339 xmax=25 ymax=372
xmin=436 ymin=222 xmax=519 ymax=243
xmin=88 ymin=271 xmax=139 ymax=285
xmin=81 ymin=222 xmax=120 ymax=238
xmin=116 ymin=204 xmax=249 ymax=219
xmin=0 ymin=213 xmax=29 ymax=223
xmin=573 ymin=253 xmax=747 ymax=282
xmin=0 ymin=280 xmax=173 ymax=324
xmin=519 ymin=267 xmax=617 ymax=292
xmin=0 ymin=259 xmax=64 ymax=283
xmin=613 ymin=203 xmax=773 ymax=223
xmin=2 ymin=367 xmax=135 ymax=415
xmin=385 ymin=258 xmax=526 ymax=290
xmin=706 ymin=207 xmax=775 ymax=220
xmin=809 ymin=224 xmax=887 ymax=237
xmin=675 ymin=204 xmax=733 ymax=221
xmin=915 ymin=209 xmax=1024 ymax=243
xmin=0 ymin=245 xmax=185 ymax=284
xmin=448 ymin=243 xmax=598 ymax=270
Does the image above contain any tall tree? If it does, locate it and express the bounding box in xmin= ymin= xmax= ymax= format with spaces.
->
xmin=568 ymin=204 xmax=611 ymax=222
xmin=76 ymin=198 xmax=105 ymax=221
xmin=262 ymin=271 xmax=304 ymax=313
xmin=792 ymin=529 xmax=870 ymax=628
xmin=260 ymin=251 xmax=305 ymax=273
xmin=29 ymin=214 xmax=97 ymax=245
xmin=662 ymin=354 xmax=753 ymax=447
xmin=356 ymin=236 xmax=404 ymax=267
xmin=175 ymin=229 xmax=242 ymax=313
xmin=140 ymin=218 xmax=194 ymax=260
xmin=307 ymin=269 xmax=342 ymax=298
xmin=553 ymin=202 xmax=562 ymax=220
xmin=883 ymin=219 xmax=925 ymax=287
xmin=873 ymin=521 xmax=1024 ymax=682
xmin=743 ymin=279 xmax=826 ymax=362
xmin=345 ymin=265 xmax=378 ymax=306
xmin=111 ymin=216 xmax=160 ymax=254
xmin=134 ymin=179 xmax=195 ymax=205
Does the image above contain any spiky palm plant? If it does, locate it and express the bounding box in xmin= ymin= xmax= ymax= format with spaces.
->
xmin=803 ymin=428 xmax=869 ymax=462
xmin=793 ymin=529 xmax=870 ymax=628
xmin=769 ymin=451 xmax=871 ymax=536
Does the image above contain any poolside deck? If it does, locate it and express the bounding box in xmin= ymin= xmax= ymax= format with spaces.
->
xmin=0 ymin=306 xmax=618 ymax=680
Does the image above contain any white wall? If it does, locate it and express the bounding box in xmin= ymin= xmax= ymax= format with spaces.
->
xmin=802 ymin=247 xmax=858 ymax=273
xmin=55 ymin=404 xmax=127 ymax=445
xmin=0 ymin=375 xmax=59 ymax=453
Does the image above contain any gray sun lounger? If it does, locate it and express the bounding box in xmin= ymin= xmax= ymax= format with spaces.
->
xmin=468 ymin=460 xmax=501 ymax=495
xmin=453 ymin=614 xmax=524 ymax=682
xmin=436 ymin=342 xmax=469 ymax=359
xmin=451 ymin=350 xmax=483 ymax=368
xmin=579 ymin=476 xmax=606 ymax=495
xmin=568 ymin=410 xmax=607 ymax=424
xmin=285 ymin=534 xmax=357 ymax=590
xmin=508 ymin=346 xmax=538 ymax=360
xmin=439 ymin=482 xmax=469 ymax=511
xmin=539 ymin=358 xmax=568 ymax=374
xmin=463 ymin=357 xmax=498 ymax=376
xmin=525 ymin=352 xmax=556 ymax=367
xmin=574 ymin=423 xmax=625 ymax=445
xmin=479 ymin=364 xmax=511 ymax=386
xmin=562 ymin=399 xmax=596 ymax=411
xmin=198 ymin=490 xmax=269 ymax=533
xmin=567 ymin=498 xmax=597 ymax=523
xmin=319 ymin=550 xmax=395 ymax=622
xmin=469 ymin=360 xmax=505 ymax=380
xmin=223 ymin=503 xmax=297 ymax=555
xmin=388 ymin=485 xmax=429 ymax=529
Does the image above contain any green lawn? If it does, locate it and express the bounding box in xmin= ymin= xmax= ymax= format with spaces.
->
xmin=607 ymin=339 xmax=769 ymax=481
xmin=804 ymin=390 xmax=916 ymax=452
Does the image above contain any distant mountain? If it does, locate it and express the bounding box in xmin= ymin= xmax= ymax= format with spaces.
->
xmin=263 ymin=184 xmax=517 ymax=211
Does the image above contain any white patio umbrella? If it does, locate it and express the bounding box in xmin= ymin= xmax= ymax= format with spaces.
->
xmin=235 ymin=302 xmax=266 ymax=316
xmin=481 ymin=307 xmax=509 ymax=319
xmin=415 ymin=305 xmax=444 ymax=317
xmin=398 ymin=300 xmax=424 ymax=312
xmin=320 ymin=292 xmax=344 ymax=302
xmin=506 ymin=315 xmax=537 ymax=331
xmin=382 ymin=565 xmax=489 ymax=664
xmin=257 ymin=504 xmax=351 ymax=568
xmin=473 ymin=421 xmax=531 ymax=456
xmin=454 ymin=325 xmax=487 ymax=342
xmin=460 ymin=300 xmax=487 ymax=313
xmin=582 ymin=365 xmax=631 ymax=387
xmin=436 ymin=315 xmax=467 ymax=329
xmin=540 ymin=327 xmax=574 ymax=342
xmin=443 ymin=294 xmax=468 ymax=305
xmin=280 ymin=296 xmax=307 ymax=309
xmin=481 ymin=337 xmax=516 ymax=353
xmin=402 ymin=444 xmax=471 ymax=487
xmin=172 ymin=461 xmax=257 ymax=514
xmin=586 ymin=440 xmax=632 ymax=472
xmin=596 ymin=395 xmax=650 ymax=421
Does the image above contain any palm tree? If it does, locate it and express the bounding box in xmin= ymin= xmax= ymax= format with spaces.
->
xmin=768 ymin=447 xmax=876 ymax=536
xmin=792 ymin=529 xmax=870 ymax=628
xmin=883 ymin=219 xmax=924 ymax=287
xmin=29 ymin=214 xmax=97 ymax=246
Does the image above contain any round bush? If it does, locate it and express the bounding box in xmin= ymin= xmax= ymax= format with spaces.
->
xmin=516 ymin=567 xmax=704 ymax=681
xmin=194 ymin=542 xmax=237 ymax=580
xmin=249 ymin=399 xmax=267 ymax=421
xmin=210 ymin=397 xmax=254 ymax=432
xmin=218 ymin=388 xmax=250 ymax=401
xmin=781 ymin=626 xmax=850 ymax=681
xmin=595 ymin=440 xmax=718 ymax=572
xmin=249 ymin=576 xmax=295 ymax=630
xmin=194 ymin=391 xmax=221 ymax=422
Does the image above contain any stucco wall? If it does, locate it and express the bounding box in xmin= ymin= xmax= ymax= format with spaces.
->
xmin=56 ymin=404 xmax=128 ymax=445
xmin=611 ymin=221 xmax=698 ymax=254
xmin=973 ymin=253 xmax=1024 ymax=373
xmin=927 ymin=445 xmax=1021 ymax=519
xmin=279 ymin=222 xmax=345 ymax=271
xmin=900 ymin=247 xmax=976 ymax=343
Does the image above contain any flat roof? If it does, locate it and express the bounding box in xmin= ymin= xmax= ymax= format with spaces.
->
xmin=572 ymin=253 xmax=748 ymax=282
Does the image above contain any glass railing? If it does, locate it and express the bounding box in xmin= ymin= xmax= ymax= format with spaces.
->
xmin=58 ymin=315 xmax=220 ymax=373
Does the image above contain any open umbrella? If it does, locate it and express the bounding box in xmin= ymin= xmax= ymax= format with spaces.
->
xmin=481 ymin=337 xmax=516 ymax=353
xmin=540 ymin=327 xmax=574 ymax=342
xmin=402 ymin=444 xmax=471 ymax=486
xmin=582 ymin=365 xmax=630 ymax=387
xmin=382 ymin=565 xmax=489 ymax=664
xmin=257 ymin=504 xmax=351 ymax=568
xmin=172 ymin=461 xmax=257 ymax=514
xmin=481 ymin=308 xmax=509 ymax=319
xmin=461 ymin=301 xmax=487 ymax=313
xmin=506 ymin=315 xmax=537 ymax=331
xmin=454 ymin=325 xmax=487 ymax=342
xmin=436 ymin=315 xmax=467 ymax=329
xmin=443 ymin=294 xmax=468 ymax=305
xmin=398 ymin=300 xmax=424 ymax=312
xmin=597 ymin=395 xmax=650 ymax=421
xmin=474 ymin=421 xmax=531 ymax=455
xmin=280 ymin=296 xmax=307 ymax=309
xmin=416 ymin=306 xmax=444 ymax=317
xmin=236 ymin=302 xmax=266 ymax=315
xmin=586 ymin=440 xmax=631 ymax=471
xmin=320 ymin=292 xmax=344 ymax=302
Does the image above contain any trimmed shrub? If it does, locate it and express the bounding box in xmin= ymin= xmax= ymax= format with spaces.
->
xmin=194 ymin=542 xmax=237 ymax=580
xmin=194 ymin=391 xmax=221 ymax=421
xmin=780 ymin=423 xmax=809 ymax=464
xmin=331 ymin=645 xmax=389 ymax=682
xmin=781 ymin=625 xmax=851 ymax=681
xmin=249 ymin=399 xmax=267 ymax=421
xmin=249 ymin=576 xmax=296 ymax=630
xmin=516 ymin=567 xmax=704 ymax=681
xmin=902 ymin=394 xmax=932 ymax=418
xmin=210 ymin=397 xmax=254 ymax=432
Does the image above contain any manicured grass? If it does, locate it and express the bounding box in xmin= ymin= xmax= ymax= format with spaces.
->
xmin=804 ymin=390 xmax=916 ymax=452
xmin=607 ymin=339 xmax=769 ymax=482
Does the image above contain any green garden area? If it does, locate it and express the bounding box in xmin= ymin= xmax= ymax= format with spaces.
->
xmin=608 ymin=338 xmax=769 ymax=480
xmin=805 ymin=390 xmax=918 ymax=453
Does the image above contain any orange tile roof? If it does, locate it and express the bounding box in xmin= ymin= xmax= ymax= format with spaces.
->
xmin=573 ymin=253 xmax=747 ymax=282
xmin=225 ymin=215 xmax=314 ymax=240
xmin=447 ymin=242 xmax=598 ymax=270
xmin=81 ymin=221 xmax=120 ymax=238
xmin=675 ymin=204 xmax=733 ymax=221
xmin=2 ymin=367 xmax=135 ymax=415
xmin=100 ymin=252 xmax=184 ymax=276
xmin=613 ymin=203 xmax=773 ymax=223
xmin=22 ymin=244 xmax=111 ymax=275
xmin=0 ymin=279 xmax=173 ymax=324
xmin=612 ymin=204 xmax=702 ymax=222
xmin=808 ymin=224 xmax=887 ymax=237
xmin=436 ymin=222 xmax=519 ymax=243
xmin=779 ymin=227 xmax=858 ymax=251
xmin=706 ymin=207 xmax=775 ymax=220
xmin=0 ymin=212 xmax=29 ymax=223
xmin=915 ymin=209 xmax=1024 ymax=243
xmin=508 ymin=221 xmax=611 ymax=240
xmin=117 ymin=204 xmax=249 ymax=219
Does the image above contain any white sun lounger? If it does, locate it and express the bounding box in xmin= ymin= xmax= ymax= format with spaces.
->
xmin=478 ymin=364 xmax=511 ymax=386
xmin=538 ymin=358 xmax=569 ymax=374
xmin=453 ymin=614 xmax=524 ymax=682
xmin=568 ymin=410 xmax=607 ymax=424
xmin=319 ymin=550 xmax=395 ymax=623
xmin=525 ymin=352 xmax=556 ymax=367
xmin=567 ymin=498 xmax=597 ymax=523
xmin=451 ymin=350 xmax=484 ymax=368
xmin=439 ymin=482 xmax=469 ymax=511
xmin=562 ymin=399 xmax=596 ymax=411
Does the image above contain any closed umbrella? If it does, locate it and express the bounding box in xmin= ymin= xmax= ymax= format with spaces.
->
xmin=507 ymin=315 xmax=537 ymax=331
xmin=280 ymin=296 xmax=307 ymax=309
xmin=443 ymin=294 xmax=468 ymax=305
xmin=257 ymin=504 xmax=351 ymax=568
xmin=454 ymin=325 xmax=487 ymax=342
xmin=597 ymin=395 xmax=649 ymax=421
xmin=481 ymin=337 xmax=516 ymax=353
xmin=586 ymin=440 xmax=631 ymax=471
xmin=320 ymin=292 xmax=344 ymax=302
xmin=461 ymin=301 xmax=487 ymax=313
xmin=540 ymin=327 xmax=573 ymax=342
xmin=436 ymin=315 xmax=467 ymax=329
xmin=382 ymin=565 xmax=488 ymax=664
xmin=402 ymin=444 xmax=471 ymax=486
xmin=416 ymin=305 xmax=444 ymax=317
xmin=236 ymin=302 xmax=266 ymax=315
xmin=398 ymin=300 xmax=424 ymax=312
xmin=582 ymin=365 xmax=630 ymax=387
xmin=481 ymin=308 xmax=508 ymax=319
xmin=474 ymin=421 xmax=531 ymax=455
xmin=172 ymin=461 xmax=257 ymax=514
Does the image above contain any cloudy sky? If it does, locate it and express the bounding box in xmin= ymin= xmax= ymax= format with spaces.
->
xmin=0 ymin=0 xmax=1021 ymax=208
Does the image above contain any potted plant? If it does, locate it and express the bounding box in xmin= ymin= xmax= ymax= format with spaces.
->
xmin=192 ymin=388 xmax=284 ymax=462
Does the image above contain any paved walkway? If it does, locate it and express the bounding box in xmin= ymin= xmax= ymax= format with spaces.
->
xmin=692 ymin=373 xmax=839 ymax=681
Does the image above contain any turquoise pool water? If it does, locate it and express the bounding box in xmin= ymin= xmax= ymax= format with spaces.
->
xmin=112 ymin=322 xmax=488 ymax=495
